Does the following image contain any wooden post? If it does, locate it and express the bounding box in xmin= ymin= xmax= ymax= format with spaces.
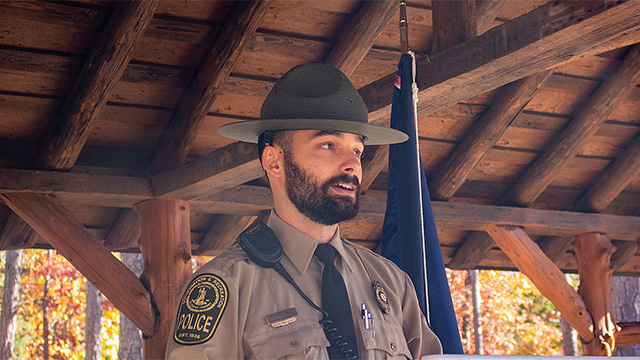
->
xmin=574 ymin=233 xmax=620 ymax=355
xmin=135 ymin=199 xmax=193 ymax=359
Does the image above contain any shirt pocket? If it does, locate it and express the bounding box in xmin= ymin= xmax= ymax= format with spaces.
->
xmin=246 ymin=318 xmax=330 ymax=359
xmin=358 ymin=319 xmax=412 ymax=359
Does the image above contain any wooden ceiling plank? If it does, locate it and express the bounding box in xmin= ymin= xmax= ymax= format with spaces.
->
xmin=104 ymin=208 xmax=141 ymax=251
xmin=0 ymin=212 xmax=38 ymax=250
xmin=360 ymin=0 xmax=640 ymax=126
xmin=537 ymin=235 xmax=574 ymax=264
xmin=574 ymin=134 xmax=640 ymax=213
xmin=324 ymin=0 xmax=397 ymax=77
xmin=151 ymin=142 xmax=263 ymax=200
xmin=485 ymin=224 xmax=594 ymax=342
xmin=0 ymin=192 xmax=155 ymax=336
xmin=36 ymin=0 xmax=159 ymax=171
xmin=197 ymin=214 xmax=257 ymax=256
xmin=429 ymin=70 xmax=553 ymax=201
xmin=502 ymin=44 xmax=640 ymax=207
xmin=476 ymin=0 xmax=507 ymax=34
xmin=148 ymin=0 xmax=273 ymax=174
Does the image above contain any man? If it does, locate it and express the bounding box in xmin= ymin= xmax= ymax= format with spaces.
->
xmin=166 ymin=63 xmax=442 ymax=359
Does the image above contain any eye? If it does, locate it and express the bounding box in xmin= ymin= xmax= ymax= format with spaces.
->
xmin=320 ymin=143 xmax=333 ymax=150
xmin=353 ymin=148 xmax=363 ymax=158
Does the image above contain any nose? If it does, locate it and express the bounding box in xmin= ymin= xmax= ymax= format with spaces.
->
xmin=341 ymin=149 xmax=362 ymax=178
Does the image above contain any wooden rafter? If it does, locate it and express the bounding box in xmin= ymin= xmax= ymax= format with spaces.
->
xmin=151 ymin=142 xmax=262 ymax=199
xmin=476 ymin=0 xmax=506 ymax=34
xmin=197 ymin=214 xmax=258 ymax=256
xmin=617 ymin=322 xmax=640 ymax=347
xmin=450 ymin=44 xmax=640 ymax=268
xmin=484 ymin=224 xmax=594 ymax=342
xmin=0 ymin=212 xmax=38 ymax=250
xmin=432 ymin=0 xmax=476 ymax=52
xmin=37 ymin=0 xmax=158 ymax=171
xmin=360 ymin=0 xmax=640 ymax=126
xmin=429 ymin=70 xmax=553 ymax=201
xmin=502 ymin=44 xmax=640 ymax=207
xmin=324 ymin=0 xmax=397 ymax=77
xmin=0 ymin=193 xmax=155 ymax=336
xmin=148 ymin=0 xmax=272 ymax=174
xmin=104 ymin=208 xmax=141 ymax=251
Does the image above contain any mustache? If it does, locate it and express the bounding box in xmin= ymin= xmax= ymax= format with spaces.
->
xmin=324 ymin=174 xmax=360 ymax=189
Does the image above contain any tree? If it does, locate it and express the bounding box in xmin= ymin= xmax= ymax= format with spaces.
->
xmin=119 ymin=252 xmax=143 ymax=360
xmin=613 ymin=276 xmax=640 ymax=356
xmin=0 ymin=250 xmax=22 ymax=360
xmin=85 ymin=281 xmax=102 ymax=360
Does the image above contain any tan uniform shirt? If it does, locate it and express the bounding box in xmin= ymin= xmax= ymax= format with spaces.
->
xmin=166 ymin=211 xmax=442 ymax=359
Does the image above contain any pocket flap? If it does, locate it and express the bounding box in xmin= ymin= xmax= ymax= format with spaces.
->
xmin=246 ymin=319 xmax=329 ymax=359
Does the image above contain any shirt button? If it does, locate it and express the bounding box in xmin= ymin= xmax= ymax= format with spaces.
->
xmin=390 ymin=343 xmax=396 ymax=351
xmin=290 ymin=340 xmax=299 ymax=348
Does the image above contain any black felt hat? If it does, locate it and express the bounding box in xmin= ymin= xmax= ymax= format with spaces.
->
xmin=217 ymin=63 xmax=408 ymax=145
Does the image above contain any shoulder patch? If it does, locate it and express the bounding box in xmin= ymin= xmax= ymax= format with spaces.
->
xmin=174 ymin=274 xmax=228 ymax=345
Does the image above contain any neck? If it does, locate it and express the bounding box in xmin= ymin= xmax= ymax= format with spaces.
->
xmin=272 ymin=203 xmax=338 ymax=244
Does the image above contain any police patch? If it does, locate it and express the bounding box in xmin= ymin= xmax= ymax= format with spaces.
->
xmin=174 ymin=274 xmax=228 ymax=345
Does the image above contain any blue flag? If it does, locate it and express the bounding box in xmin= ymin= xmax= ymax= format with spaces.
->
xmin=380 ymin=53 xmax=463 ymax=354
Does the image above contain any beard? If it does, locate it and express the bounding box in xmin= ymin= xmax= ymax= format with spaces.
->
xmin=283 ymin=152 xmax=360 ymax=225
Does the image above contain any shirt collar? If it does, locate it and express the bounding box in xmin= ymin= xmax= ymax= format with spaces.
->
xmin=266 ymin=210 xmax=352 ymax=275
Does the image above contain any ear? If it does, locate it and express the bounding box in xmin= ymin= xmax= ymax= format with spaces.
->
xmin=261 ymin=145 xmax=284 ymax=179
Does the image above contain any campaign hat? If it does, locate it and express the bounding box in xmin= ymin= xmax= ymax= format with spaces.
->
xmin=217 ymin=63 xmax=408 ymax=145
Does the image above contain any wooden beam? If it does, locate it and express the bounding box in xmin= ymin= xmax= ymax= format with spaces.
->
xmin=447 ymin=231 xmax=494 ymax=270
xmin=484 ymin=224 xmax=594 ymax=342
xmin=324 ymin=0 xmax=397 ymax=77
xmin=502 ymin=44 xmax=640 ymax=207
xmin=617 ymin=321 xmax=640 ymax=347
xmin=429 ymin=70 xmax=553 ymax=201
xmin=36 ymin=0 xmax=158 ymax=170
xmin=0 ymin=212 xmax=38 ymax=250
xmin=196 ymin=214 xmax=257 ymax=256
xmin=574 ymin=233 xmax=618 ymax=355
xmin=538 ymin=235 xmax=574 ymax=264
xmin=151 ymin=142 xmax=263 ymax=200
xmin=360 ymin=0 xmax=640 ymax=126
xmin=104 ymin=208 xmax=141 ymax=251
xmin=135 ymin=199 xmax=193 ymax=359
xmin=432 ymin=0 xmax=476 ymax=52
xmin=611 ymin=240 xmax=639 ymax=271
xmin=476 ymin=0 xmax=506 ymax=34
xmin=574 ymin=134 xmax=640 ymax=213
xmin=148 ymin=0 xmax=272 ymax=174
xmin=0 ymin=193 xmax=155 ymax=336
xmin=360 ymin=145 xmax=389 ymax=194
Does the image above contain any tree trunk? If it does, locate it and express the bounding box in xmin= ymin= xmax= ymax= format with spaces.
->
xmin=469 ymin=269 xmax=483 ymax=354
xmin=43 ymin=250 xmax=50 ymax=360
xmin=561 ymin=316 xmax=579 ymax=355
xmin=119 ymin=252 xmax=144 ymax=360
xmin=0 ymin=250 xmax=22 ymax=360
xmin=85 ymin=280 xmax=102 ymax=360
xmin=613 ymin=276 xmax=640 ymax=356
xmin=562 ymin=274 xmax=579 ymax=355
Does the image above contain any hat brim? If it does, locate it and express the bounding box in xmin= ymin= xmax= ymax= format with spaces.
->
xmin=217 ymin=118 xmax=408 ymax=145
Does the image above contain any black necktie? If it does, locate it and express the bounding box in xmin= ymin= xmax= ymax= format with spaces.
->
xmin=315 ymin=244 xmax=358 ymax=359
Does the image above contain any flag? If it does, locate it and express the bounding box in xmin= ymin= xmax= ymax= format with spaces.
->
xmin=380 ymin=53 xmax=463 ymax=354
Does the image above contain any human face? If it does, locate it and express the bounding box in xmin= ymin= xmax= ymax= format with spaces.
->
xmin=282 ymin=130 xmax=364 ymax=225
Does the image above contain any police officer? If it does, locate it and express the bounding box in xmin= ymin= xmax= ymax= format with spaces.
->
xmin=165 ymin=63 xmax=442 ymax=359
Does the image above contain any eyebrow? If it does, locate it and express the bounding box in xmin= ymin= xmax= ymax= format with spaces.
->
xmin=310 ymin=130 xmax=366 ymax=145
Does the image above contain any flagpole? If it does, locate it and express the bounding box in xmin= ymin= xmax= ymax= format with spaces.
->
xmin=399 ymin=0 xmax=409 ymax=55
